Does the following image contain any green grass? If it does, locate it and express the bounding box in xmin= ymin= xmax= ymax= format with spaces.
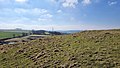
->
xmin=0 ymin=31 xmax=22 ymax=39
xmin=0 ymin=29 xmax=120 ymax=68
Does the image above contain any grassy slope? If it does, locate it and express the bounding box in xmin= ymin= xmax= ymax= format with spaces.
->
xmin=0 ymin=29 xmax=120 ymax=68
xmin=0 ymin=32 xmax=22 ymax=39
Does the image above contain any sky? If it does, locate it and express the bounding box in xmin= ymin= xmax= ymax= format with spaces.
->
xmin=0 ymin=0 xmax=120 ymax=30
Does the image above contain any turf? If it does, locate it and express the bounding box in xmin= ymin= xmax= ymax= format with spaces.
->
xmin=0 ymin=29 xmax=120 ymax=68
xmin=0 ymin=32 xmax=22 ymax=39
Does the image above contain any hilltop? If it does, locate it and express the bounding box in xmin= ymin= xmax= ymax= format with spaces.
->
xmin=0 ymin=29 xmax=120 ymax=68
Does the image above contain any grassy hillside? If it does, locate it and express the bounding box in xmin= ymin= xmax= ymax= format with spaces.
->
xmin=0 ymin=32 xmax=22 ymax=39
xmin=0 ymin=29 xmax=120 ymax=68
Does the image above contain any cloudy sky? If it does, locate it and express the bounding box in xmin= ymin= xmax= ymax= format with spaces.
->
xmin=0 ymin=0 xmax=120 ymax=30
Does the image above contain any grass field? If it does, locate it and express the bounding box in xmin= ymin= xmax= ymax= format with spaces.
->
xmin=0 ymin=32 xmax=22 ymax=39
xmin=0 ymin=29 xmax=120 ymax=68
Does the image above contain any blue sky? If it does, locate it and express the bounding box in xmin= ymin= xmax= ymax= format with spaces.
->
xmin=0 ymin=0 xmax=120 ymax=30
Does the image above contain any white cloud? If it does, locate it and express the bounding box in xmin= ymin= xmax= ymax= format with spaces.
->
xmin=0 ymin=8 xmax=53 ymax=24
xmin=15 ymin=0 xmax=28 ymax=3
xmin=38 ymin=18 xmax=48 ymax=21
xmin=46 ymin=14 xmax=53 ymax=18
xmin=0 ymin=8 xmax=50 ymax=17
xmin=14 ymin=8 xmax=27 ymax=13
xmin=41 ymin=14 xmax=53 ymax=18
xmin=38 ymin=18 xmax=52 ymax=22
xmin=0 ymin=22 xmax=83 ymax=30
xmin=14 ymin=8 xmax=49 ymax=16
xmin=62 ymin=0 xmax=78 ymax=8
xmin=32 ymin=8 xmax=48 ymax=15
xmin=0 ymin=16 xmax=52 ymax=30
xmin=50 ymin=0 xmax=98 ymax=7
xmin=0 ymin=20 xmax=120 ymax=30
xmin=108 ymin=1 xmax=117 ymax=6
xmin=13 ymin=17 xmax=30 ymax=23
xmin=57 ymin=10 xmax=62 ymax=13
xmin=82 ymin=0 xmax=92 ymax=6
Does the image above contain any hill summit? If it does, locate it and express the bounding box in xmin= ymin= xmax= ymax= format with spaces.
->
xmin=0 ymin=29 xmax=120 ymax=68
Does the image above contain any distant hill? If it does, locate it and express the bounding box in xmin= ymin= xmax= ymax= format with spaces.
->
xmin=0 ymin=29 xmax=30 ymax=33
xmin=32 ymin=30 xmax=62 ymax=35
xmin=0 ymin=29 xmax=120 ymax=68
xmin=58 ymin=30 xmax=82 ymax=34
